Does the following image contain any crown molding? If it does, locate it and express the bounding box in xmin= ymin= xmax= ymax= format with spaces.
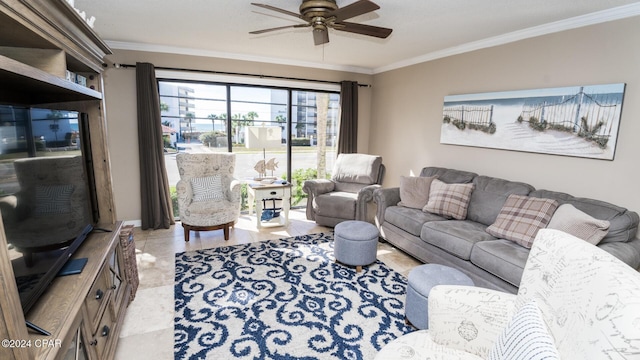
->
xmin=105 ymin=3 xmax=640 ymax=76
xmin=104 ymin=41 xmax=375 ymax=75
xmin=373 ymin=3 xmax=640 ymax=74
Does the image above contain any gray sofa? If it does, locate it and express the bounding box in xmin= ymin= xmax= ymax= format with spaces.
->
xmin=374 ymin=166 xmax=640 ymax=293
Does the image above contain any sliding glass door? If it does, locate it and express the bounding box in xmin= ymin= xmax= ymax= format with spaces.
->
xmin=290 ymin=90 xmax=340 ymax=208
xmin=158 ymin=79 xmax=339 ymax=216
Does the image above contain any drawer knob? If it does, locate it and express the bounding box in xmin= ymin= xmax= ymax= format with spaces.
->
xmin=101 ymin=325 xmax=110 ymax=337
xmin=90 ymin=339 xmax=97 ymax=346
xmin=111 ymin=284 xmax=117 ymax=290
xmin=270 ymin=191 xmax=277 ymax=195
xmin=95 ymin=289 xmax=104 ymax=300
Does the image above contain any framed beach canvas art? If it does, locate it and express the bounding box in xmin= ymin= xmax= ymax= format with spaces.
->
xmin=440 ymin=83 xmax=626 ymax=160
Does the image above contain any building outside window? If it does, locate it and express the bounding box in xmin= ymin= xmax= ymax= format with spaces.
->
xmin=158 ymin=79 xmax=340 ymax=217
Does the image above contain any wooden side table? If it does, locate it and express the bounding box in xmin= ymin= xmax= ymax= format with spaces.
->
xmin=247 ymin=183 xmax=292 ymax=228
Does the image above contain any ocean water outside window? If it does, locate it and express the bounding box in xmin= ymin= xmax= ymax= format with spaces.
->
xmin=158 ymin=80 xmax=339 ymax=218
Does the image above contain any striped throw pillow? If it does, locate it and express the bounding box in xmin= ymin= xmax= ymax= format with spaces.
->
xmin=191 ymin=175 xmax=224 ymax=202
xmin=422 ymin=179 xmax=474 ymax=220
xmin=34 ymin=184 xmax=75 ymax=216
xmin=488 ymin=301 xmax=559 ymax=360
xmin=486 ymin=194 xmax=558 ymax=248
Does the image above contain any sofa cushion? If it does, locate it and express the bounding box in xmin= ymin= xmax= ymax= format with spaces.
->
xmin=420 ymin=167 xmax=477 ymax=184
xmin=422 ymin=220 xmax=496 ymax=260
xmin=530 ymin=189 xmax=639 ymax=244
xmin=331 ymin=153 xmax=381 ymax=185
xmin=546 ymin=204 xmax=610 ymax=245
xmin=333 ymin=182 xmax=368 ymax=193
xmin=488 ymin=300 xmax=559 ymax=360
xmin=314 ymin=191 xmax=357 ymax=219
xmin=486 ymin=195 xmax=559 ymax=248
xmin=470 ymin=239 xmax=530 ymax=286
xmin=467 ymin=176 xmax=534 ymax=226
xmin=385 ymin=206 xmax=446 ymax=237
xmin=398 ymin=175 xmax=437 ymax=209
xmin=423 ymin=179 xmax=475 ymax=220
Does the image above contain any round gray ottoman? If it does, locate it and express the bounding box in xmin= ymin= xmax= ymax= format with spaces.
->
xmin=334 ymin=220 xmax=379 ymax=273
xmin=405 ymin=264 xmax=474 ymax=329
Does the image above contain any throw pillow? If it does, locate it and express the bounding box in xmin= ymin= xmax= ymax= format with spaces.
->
xmin=34 ymin=184 xmax=75 ymax=216
xmin=191 ymin=175 xmax=224 ymax=202
xmin=397 ymin=175 xmax=437 ymax=209
xmin=488 ymin=300 xmax=560 ymax=360
xmin=486 ymin=194 xmax=559 ymax=248
xmin=422 ymin=179 xmax=474 ymax=220
xmin=546 ymin=203 xmax=610 ymax=245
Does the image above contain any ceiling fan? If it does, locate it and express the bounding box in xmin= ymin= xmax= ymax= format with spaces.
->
xmin=250 ymin=0 xmax=393 ymax=45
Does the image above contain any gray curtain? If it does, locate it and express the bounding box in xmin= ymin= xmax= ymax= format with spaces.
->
xmin=338 ymin=81 xmax=358 ymax=154
xmin=136 ymin=62 xmax=175 ymax=229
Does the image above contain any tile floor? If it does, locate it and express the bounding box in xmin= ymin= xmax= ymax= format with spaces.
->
xmin=113 ymin=209 xmax=421 ymax=359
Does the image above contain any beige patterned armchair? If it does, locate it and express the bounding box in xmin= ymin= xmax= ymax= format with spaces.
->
xmin=376 ymin=228 xmax=640 ymax=359
xmin=302 ymin=153 xmax=384 ymax=227
xmin=176 ymin=153 xmax=241 ymax=241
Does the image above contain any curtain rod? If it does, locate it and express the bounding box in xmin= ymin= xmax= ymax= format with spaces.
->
xmin=112 ymin=63 xmax=371 ymax=88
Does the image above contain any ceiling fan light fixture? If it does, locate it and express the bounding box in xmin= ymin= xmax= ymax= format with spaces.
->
xmin=250 ymin=0 xmax=391 ymax=45
xmin=300 ymin=0 xmax=338 ymax=18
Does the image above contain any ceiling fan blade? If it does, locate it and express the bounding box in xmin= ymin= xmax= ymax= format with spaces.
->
xmin=333 ymin=21 xmax=392 ymax=38
xmin=313 ymin=28 xmax=329 ymax=45
xmin=329 ymin=0 xmax=380 ymax=22
xmin=251 ymin=3 xmax=304 ymax=20
xmin=250 ymin=24 xmax=310 ymax=35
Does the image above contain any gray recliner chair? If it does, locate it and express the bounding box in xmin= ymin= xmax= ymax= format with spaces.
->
xmin=302 ymin=153 xmax=384 ymax=227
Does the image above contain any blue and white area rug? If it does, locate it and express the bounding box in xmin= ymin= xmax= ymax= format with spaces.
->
xmin=174 ymin=232 xmax=413 ymax=360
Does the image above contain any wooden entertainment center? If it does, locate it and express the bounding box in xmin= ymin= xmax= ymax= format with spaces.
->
xmin=0 ymin=1 xmax=128 ymax=359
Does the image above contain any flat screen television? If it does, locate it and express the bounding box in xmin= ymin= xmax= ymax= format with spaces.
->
xmin=0 ymin=105 xmax=99 ymax=324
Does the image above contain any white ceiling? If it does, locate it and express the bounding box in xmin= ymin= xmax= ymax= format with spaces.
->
xmin=74 ymin=0 xmax=640 ymax=74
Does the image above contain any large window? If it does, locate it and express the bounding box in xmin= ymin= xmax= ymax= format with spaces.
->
xmin=158 ymin=79 xmax=340 ymax=215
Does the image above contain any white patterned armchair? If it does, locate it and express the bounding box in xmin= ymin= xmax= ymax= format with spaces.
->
xmin=376 ymin=228 xmax=640 ymax=359
xmin=176 ymin=153 xmax=241 ymax=241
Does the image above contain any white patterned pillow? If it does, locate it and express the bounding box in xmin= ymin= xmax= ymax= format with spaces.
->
xmin=488 ymin=300 xmax=559 ymax=360
xmin=546 ymin=203 xmax=610 ymax=245
xmin=34 ymin=184 xmax=75 ymax=216
xmin=191 ymin=175 xmax=224 ymax=202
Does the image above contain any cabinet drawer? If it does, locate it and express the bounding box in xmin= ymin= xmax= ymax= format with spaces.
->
xmin=90 ymin=303 xmax=115 ymax=359
xmin=84 ymin=268 xmax=110 ymax=333
xmin=260 ymin=187 xmax=285 ymax=198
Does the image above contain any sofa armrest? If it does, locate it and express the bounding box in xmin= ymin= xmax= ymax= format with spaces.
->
xmin=428 ymin=285 xmax=517 ymax=358
xmin=302 ymin=179 xmax=335 ymax=220
xmin=355 ymin=184 xmax=381 ymax=221
xmin=598 ymin=238 xmax=640 ymax=270
xmin=373 ymin=187 xmax=400 ymax=227
xmin=0 ymin=195 xmax=19 ymax=225
xmin=302 ymin=179 xmax=335 ymax=196
xmin=176 ymin=179 xmax=192 ymax=217
xmin=228 ymin=179 xmax=242 ymax=204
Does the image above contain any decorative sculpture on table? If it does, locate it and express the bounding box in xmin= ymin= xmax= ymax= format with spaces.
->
xmin=266 ymin=158 xmax=279 ymax=177
xmin=254 ymin=160 xmax=266 ymax=178
xmin=253 ymin=158 xmax=279 ymax=180
xmin=245 ymin=126 xmax=281 ymax=180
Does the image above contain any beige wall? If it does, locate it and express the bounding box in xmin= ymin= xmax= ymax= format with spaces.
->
xmin=369 ymin=16 xmax=640 ymax=216
xmin=102 ymin=50 xmax=373 ymax=221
